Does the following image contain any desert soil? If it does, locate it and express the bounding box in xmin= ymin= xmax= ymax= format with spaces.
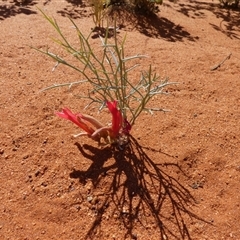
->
xmin=0 ymin=0 xmax=240 ymax=239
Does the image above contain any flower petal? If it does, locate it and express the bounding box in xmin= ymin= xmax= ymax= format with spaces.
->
xmin=56 ymin=108 xmax=94 ymax=135
xmin=80 ymin=114 xmax=104 ymax=129
xmin=106 ymin=100 xmax=122 ymax=138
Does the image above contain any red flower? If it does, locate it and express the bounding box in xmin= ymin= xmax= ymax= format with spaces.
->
xmin=56 ymin=102 xmax=129 ymax=145
xmin=56 ymin=108 xmax=95 ymax=135
xmin=106 ymin=100 xmax=123 ymax=138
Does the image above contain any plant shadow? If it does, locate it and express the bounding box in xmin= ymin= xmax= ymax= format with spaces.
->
xmin=0 ymin=0 xmax=37 ymax=20
xmin=71 ymin=136 xmax=207 ymax=239
xmin=106 ymin=5 xmax=198 ymax=41
xmin=133 ymin=12 xmax=198 ymax=41
xmin=56 ymin=1 xmax=198 ymax=42
xmin=169 ymin=0 xmax=240 ymax=39
xmin=57 ymin=0 xmax=90 ymax=19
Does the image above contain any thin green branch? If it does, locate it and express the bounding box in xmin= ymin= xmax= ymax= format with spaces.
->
xmin=35 ymin=10 xmax=176 ymax=134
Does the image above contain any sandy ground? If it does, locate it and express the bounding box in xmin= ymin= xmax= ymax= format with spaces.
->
xmin=0 ymin=0 xmax=240 ymax=239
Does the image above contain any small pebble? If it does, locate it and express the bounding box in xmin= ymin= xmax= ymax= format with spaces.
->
xmin=41 ymin=182 xmax=48 ymax=187
xmin=87 ymin=196 xmax=93 ymax=202
xmin=35 ymin=170 xmax=41 ymax=177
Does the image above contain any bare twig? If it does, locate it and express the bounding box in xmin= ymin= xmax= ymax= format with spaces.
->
xmin=210 ymin=53 xmax=232 ymax=71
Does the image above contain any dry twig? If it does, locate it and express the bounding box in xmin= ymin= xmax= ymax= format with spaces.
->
xmin=210 ymin=53 xmax=232 ymax=71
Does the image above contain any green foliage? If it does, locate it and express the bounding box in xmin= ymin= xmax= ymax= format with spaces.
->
xmin=34 ymin=10 xmax=175 ymax=128
xmin=89 ymin=0 xmax=107 ymax=27
xmin=89 ymin=0 xmax=164 ymax=27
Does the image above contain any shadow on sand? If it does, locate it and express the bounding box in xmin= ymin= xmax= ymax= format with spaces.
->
xmin=168 ymin=0 xmax=240 ymax=39
xmin=70 ymin=136 xmax=207 ymax=239
xmin=0 ymin=0 xmax=37 ymax=20
xmin=59 ymin=0 xmax=240 ymax=40
xmin=55 ymin=0 xmax=198 ymax=41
